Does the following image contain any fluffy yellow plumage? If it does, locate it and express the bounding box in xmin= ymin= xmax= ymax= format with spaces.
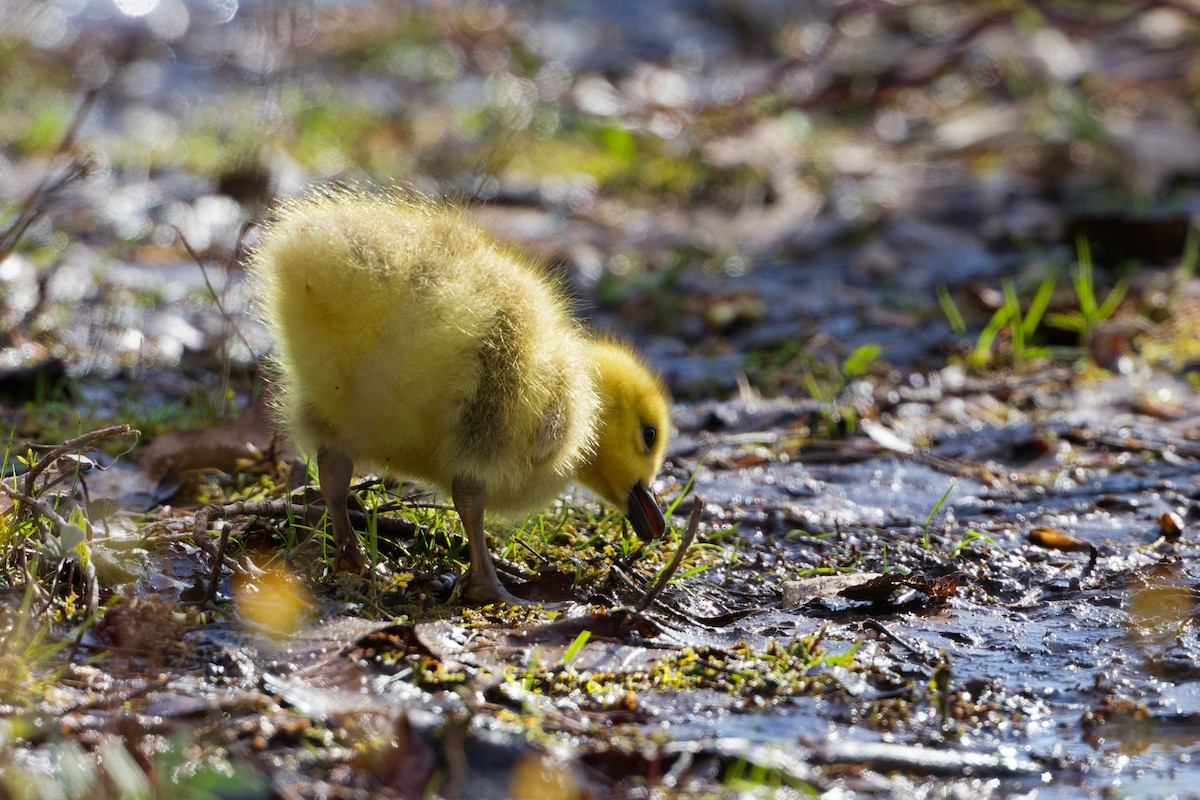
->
xmin=249 ymin=186 xmax=670 ymax=603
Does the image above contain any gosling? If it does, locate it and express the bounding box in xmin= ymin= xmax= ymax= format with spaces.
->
xmin=250 ymin=186 xmax=671 ymax=604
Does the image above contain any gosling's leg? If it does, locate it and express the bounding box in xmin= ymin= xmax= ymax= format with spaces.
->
xmin=451 ymin=476 xmax=527 ymax=605
xmin=317 ymin=446 xmax=366 ymax=571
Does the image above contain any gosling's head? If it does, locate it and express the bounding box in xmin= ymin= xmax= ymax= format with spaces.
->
xmin=578 ymin=339 xmax=671 ymax=541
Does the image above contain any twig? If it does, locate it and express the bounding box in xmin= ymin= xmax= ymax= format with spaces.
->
xmin=175 ymin=226 xmax=257 ymax=366
xmin=194 ymin=498 xmax=312 ymax=598
xmin=0 ymin=479 xmax=69 ymax=535
xmin=205 ymin=518 xmax=256 ymax=604
xmin=862 ymin=620 xmax=937 ymax=674
xmin=193 ymin=498 xmax=313 ymax=541
xmin=23 ymin=424 xmax=138 ymax=498
xmin=206 ymin=524 xmax=233 ymax=604
xmin=0 ymin=90 xmax=97 ymax=261
xmin=607 ymin=562 xmax=648 ymax=595
xmin=635 ymin=503 xmax=702 ymax=614
xmin=81 ymin=557 xmax=98 ymax=618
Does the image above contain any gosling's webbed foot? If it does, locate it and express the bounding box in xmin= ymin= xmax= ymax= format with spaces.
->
xmin=449 ymin=474 xmax=538 ymax=606
xmin=336 ymin=539 xmax=368 ymax=572
xmin=452 ymin=571 xmax=536 ymax=607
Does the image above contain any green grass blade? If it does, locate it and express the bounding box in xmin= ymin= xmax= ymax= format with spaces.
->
xmin=936 ymin=285 xmax=967 ymax=335
xmin=972 ymin=304 xmax=1012 ymax=367
xmin=1180 ymin=225 xmax=1199 ymax=280
xmin=923 ymin=482 xmax=956 ymax=551
xmin=1074 ymin=234 xmax=1097 ymax=319
xmin=666 ymin=449 xmax=709 ymax=519
xmin=1003 ymin=279 xmax=1025 ymax=362
xmin=1022 ymin=271 xmax=1056 ymax=338
xmin=1095 ymin=280 xmax=1127 ymax=323
xmin=563 ymin=630 xmax=590 ymax=667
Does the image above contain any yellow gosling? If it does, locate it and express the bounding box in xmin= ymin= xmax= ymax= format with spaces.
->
xmin=249 ymin=186 xmax=671 ymax=604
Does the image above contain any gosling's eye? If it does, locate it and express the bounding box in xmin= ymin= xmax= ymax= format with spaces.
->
xmin=641 ymin=425 xmax=657 ymax=450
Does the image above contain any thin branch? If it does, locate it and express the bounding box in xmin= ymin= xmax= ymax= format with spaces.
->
xmin=205 ymin=519 xmax=246 ymax=604
xmin=0 ymin=478 xmax=70 ymax=534
xmin=23 ymin=424 xmax=138 ymax=498
xmin=193 ymin=497 xmax=308 ymax=592
xmin=635 ymin=502 xmax=702 ymax=614
xmin=193 ymin=498 xmax=314 ymax=541
xmin=175 ymin=226 xmax=257 ymax=365
xmin=0 ymin=90 xmax=97 ymax=261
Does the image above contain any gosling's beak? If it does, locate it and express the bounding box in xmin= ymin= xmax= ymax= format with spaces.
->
xmin=626 ymin=481 xmax=667 ymax=542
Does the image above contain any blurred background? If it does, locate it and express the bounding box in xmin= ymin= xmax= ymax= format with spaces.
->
xmin=3 ymin=0 xmax=1200 ymax=411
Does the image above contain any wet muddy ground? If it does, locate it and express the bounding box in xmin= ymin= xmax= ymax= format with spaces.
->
xmin=15 ymin=360 xmax=1200 ymax=798
xmin=4 ymin=1 xmax=1200 ymax=798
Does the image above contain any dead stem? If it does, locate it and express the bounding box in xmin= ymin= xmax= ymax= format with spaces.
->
xmin=193 ymin=498 xmax=309 ymax=600
xmin=175 ymin=225 xmax=258 ymax=380
xmin=0 ymin=90 xmax=97 ymax=263
xmin=635 ymin=502 xmax=702 ymax=614
xmin=22 ymin=424 xmax=138 ymax=498
xmin=192 ymin=498 xmax=312 ymax=541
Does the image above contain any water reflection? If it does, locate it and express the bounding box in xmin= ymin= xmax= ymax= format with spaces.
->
xmin=114 ymin=0 xmax=159 ymax=17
